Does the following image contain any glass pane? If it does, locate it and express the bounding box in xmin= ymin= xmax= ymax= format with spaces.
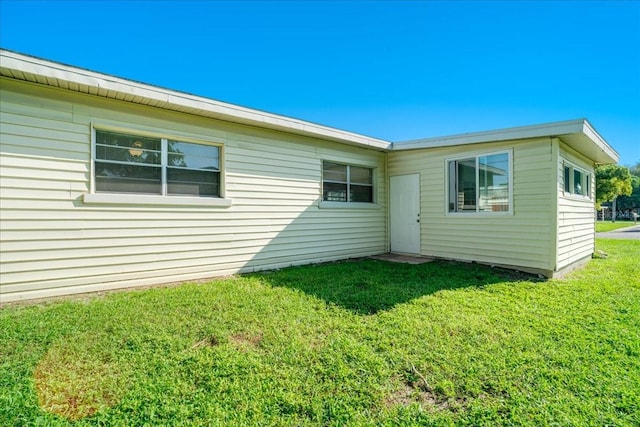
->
xmin=323 ymin=182 xmax=347 ymax=202
xmin=564 ymin=166 xmax=571 ymax=192
xmin=168 ymin=141 xmax=219 ymax=170
xmin=96 ymin=130 xmax=160 ymax=165
xmin=457 ymin=158 xmax=477 ymax=211
xmin=350 ymin=185 xmax=373 ymax=203
xmin=448 ymin=161 xmax=457 ymax=212
xmin=479 ymin=153 xmax=509 ymax=212
xmin=574 ymin=170 xmax=583 ymax=195
xmin=95 ymin=161 xmax=161 ymax=194
xmin=350 ymin=166 xmax=372 ymax=184
xmin=167 ymin=168 xmax=219 ymax=197
xmin=323 ymin=162 xmax=347 ymax=182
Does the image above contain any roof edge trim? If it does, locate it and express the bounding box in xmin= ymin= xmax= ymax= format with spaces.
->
xmin=392 ymin=118 xmax=619 ymax=164
xmin=393 ymin=119 xmax=588 ymax=149
xmin=0 ymin=49 xmax=391 ymax=150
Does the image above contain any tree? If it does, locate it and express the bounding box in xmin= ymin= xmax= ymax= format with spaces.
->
xmin=616 ymin=161 xmax=640 ymax=211
xmin=595 ymin=165 xmax=633 ymax=217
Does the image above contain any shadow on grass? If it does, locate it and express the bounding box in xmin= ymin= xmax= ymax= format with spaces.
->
xmin=251 ymin=258 xmax=539 ymax=315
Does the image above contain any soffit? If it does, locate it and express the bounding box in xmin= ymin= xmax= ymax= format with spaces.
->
xmin=0 ymin=50 xmax=390 ymax=151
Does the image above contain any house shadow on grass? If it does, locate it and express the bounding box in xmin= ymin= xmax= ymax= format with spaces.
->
xmin=251 ymin=258 xmax=539 ymax=315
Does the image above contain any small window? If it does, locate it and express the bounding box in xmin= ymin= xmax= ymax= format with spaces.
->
xmin=562 ymin=161 xmax=590 ymax=198
xmin=95 ymin=129 xmax=221 ymax=197
xmin=448 ymin=151 xmax=511 ymax=213
xmin=322 ymin=161 xmax=373 ymax=203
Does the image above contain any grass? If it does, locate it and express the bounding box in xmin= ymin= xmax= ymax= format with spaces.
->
xmin=596 ymin=221 xmax=636 ymax=232
xmin=1 ymin=239 xmax=639 ymax=426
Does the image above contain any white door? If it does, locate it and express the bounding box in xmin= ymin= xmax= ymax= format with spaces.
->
xmin=390 ymin=174 xmax=421 ymax=254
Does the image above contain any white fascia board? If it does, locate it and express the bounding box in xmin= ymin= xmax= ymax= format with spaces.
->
xmin=393 ymin=119 xmax=588 ymax=150
xmin=393 ymin=118 xmax=619 ymax=165
xmin=580 ymin=119 xmax=619 ymax=164
xmin=0 ymin=50 xmax=390 ymax=151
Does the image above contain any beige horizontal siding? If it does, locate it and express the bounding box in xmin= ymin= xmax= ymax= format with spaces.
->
xmin=389 ymin=138 xmax=556 ymax=274
xmin=0 ymin=78 xmax=386 ymax=301
xmin=556 ymin=144 xmax=595 ymax=270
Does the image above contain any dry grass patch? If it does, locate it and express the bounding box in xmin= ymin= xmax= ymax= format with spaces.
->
xmin=190 ymin=335 xmax=220 ymax=349
xmin=385 ymin=364 xmax=459 ymax=413
xmin=386 ymin=381 xmax=451 ymax=411
xmin=229 ymin=332 xmax=263 ymax=352
xmin=33 ymin=332 xmax=130 ymax=421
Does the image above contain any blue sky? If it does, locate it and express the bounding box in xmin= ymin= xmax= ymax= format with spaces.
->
xmin=1 ymin=0 xmax=638 ymax=165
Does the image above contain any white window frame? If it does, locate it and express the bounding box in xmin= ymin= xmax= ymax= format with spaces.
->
xmin=562 ymin=161 xmax=591 ymax=199
xmin=319 ymin=160 xmax=379 ymax=209
xmin=84 ymin=125 xmax=231 ymax=208
xmin=445 ymin=150 xmax=513 ymax=216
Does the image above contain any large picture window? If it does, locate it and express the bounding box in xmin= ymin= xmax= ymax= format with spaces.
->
xmin=322 ymin=161 xmax=373 ymax=203
xmin=447 ymin=151 xmax=511 ymax=213
xmin=94 ymin=129 xmax=221 ymax=197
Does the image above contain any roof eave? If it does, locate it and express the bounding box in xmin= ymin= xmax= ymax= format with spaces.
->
xmin=392 ymin=118 xmax=619 ymax=164
xmin=0 ymin=49 xmax=391 ymax=151
xmin=576 ymin=119 xmax=619 ymax=164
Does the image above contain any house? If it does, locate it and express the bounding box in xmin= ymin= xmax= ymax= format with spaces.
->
xmin=0 ymin=50 xmax=619 ymax=302
xmin=389 ymin=121 xmax=617 ymax=274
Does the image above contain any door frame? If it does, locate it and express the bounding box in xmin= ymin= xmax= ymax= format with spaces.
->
xmin=389 ymin=173 xmax=421 ymax=255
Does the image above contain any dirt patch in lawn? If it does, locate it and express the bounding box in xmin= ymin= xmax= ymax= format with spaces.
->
xmin=384 ymin=366 xmax=474 ymax=413
xmin=229 ymin=332 xmax=263 ymax=352
xmin=385 ymin=382 xmax=452 ymax=411
xmin=191 ymin=335 xmax=221 ymax=349
xmin=34 ymin=333 xmax=129 ymax=421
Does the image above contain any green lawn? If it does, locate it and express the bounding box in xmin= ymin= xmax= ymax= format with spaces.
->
xmin=596 ymin=221 xmax=636 ymax=233
xmin=1 ymin=240 xmax=639 ymax=426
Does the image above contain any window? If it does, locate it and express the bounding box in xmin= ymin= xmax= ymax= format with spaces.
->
xmin=563 ymin=161 xmax=590 ymax=198
xmin=447 ymin=152 xmax=511 ymax=213
xmin=322 ymin=161 xmax=373 ymax=203
xmin=95 ymin=129 xmax=221 ymax=197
